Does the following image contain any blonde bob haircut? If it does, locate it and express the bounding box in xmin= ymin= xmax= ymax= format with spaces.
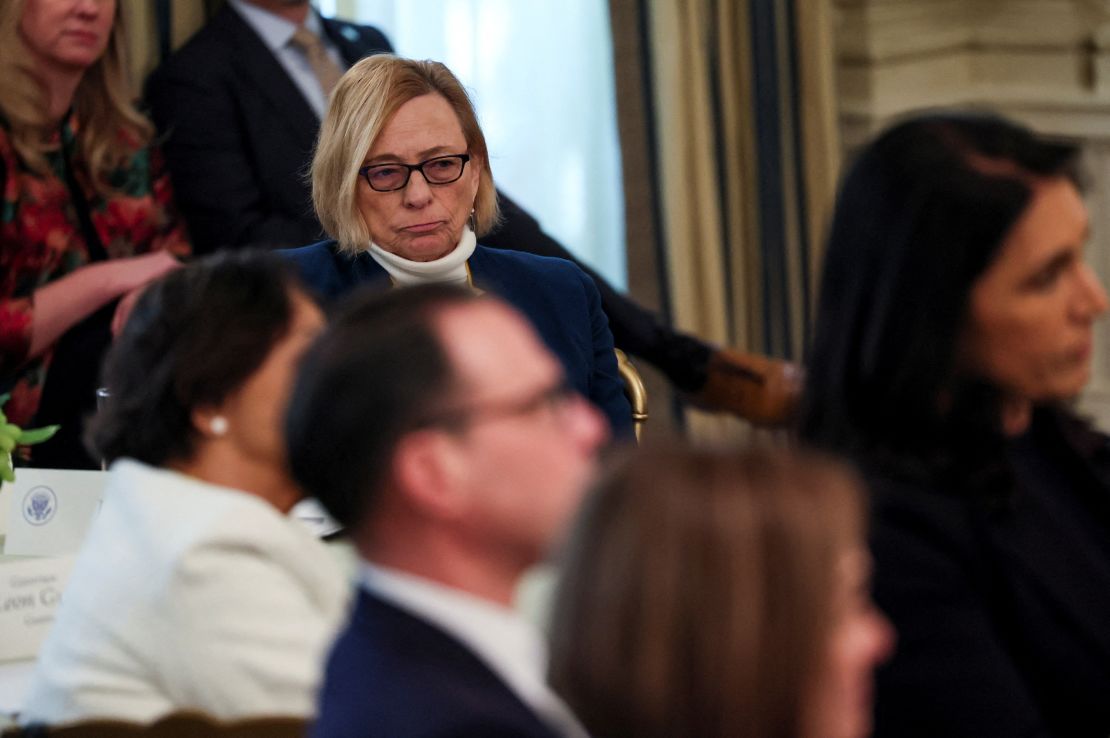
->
xmin=549 ymin=445 xmax=866 ymax=738
xmin=0 ymin=0 xmax=153 ymax=193
xmin=312 ymin=55 xmax=500 ymax=255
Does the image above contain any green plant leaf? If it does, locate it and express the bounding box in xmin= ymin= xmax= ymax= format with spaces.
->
xmin=18 ymin=425 xmax=60 ymax=445
xmin=0 ymin=452 xmax=14 ymax=483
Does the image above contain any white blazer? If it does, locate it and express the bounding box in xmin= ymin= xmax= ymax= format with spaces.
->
xmin=21 ymin=460 xmax=350 ymax=724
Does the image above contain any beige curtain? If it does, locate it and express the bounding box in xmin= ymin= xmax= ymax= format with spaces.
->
xmin=610 ymin=0 xmax=840 ymax=441
xmin=646 ymin=0 xmax=750 ymax=440
xmin=121 ymin=0 xmax=213 ymax=91
xmin=795 ymin=0 xmax=841 ymax=320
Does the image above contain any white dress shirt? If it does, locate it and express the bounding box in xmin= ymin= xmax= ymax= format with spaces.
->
xmin=228 ymin=0 xmax=346 ymax=118
xmin=361 ymin=562 xmax=589 ymax=738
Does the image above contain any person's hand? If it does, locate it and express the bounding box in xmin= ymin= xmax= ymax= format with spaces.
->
xmin=27 ymin=251 xmax=184 ymax=358
xmin=110 ymin=250 xmax=183 ymax=295
xmin=109 ymin=251 xmax=182 ymax=337
xmin=688 ymin=348 xmax=803 ymax=427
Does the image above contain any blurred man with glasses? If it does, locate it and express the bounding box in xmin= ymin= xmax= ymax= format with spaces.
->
xmin=286 ymin=284 xmax=601 ymax=737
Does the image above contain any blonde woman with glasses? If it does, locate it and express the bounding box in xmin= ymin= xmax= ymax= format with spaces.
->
xmin=281 ymin=54 xmax=631 ymax=437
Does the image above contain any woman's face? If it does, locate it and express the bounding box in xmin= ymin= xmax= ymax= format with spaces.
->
xmin=961 ymin=177 xmax=1108 ymax=403
xmin=805 ymin=548 xmax=895 ymax=738
xmin=355 ymin=93 xmax=481 ymax=262
xmin=216 ymin=291 xmax=326 ymax=473
xmin=20 ymin=0 xmax=115 ymax=73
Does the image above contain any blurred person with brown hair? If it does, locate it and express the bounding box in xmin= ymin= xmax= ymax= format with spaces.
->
xmin=548 ymin=446 xmax=894 ymax=738
xmin=0 ymin=0 xmax=190 ymax=468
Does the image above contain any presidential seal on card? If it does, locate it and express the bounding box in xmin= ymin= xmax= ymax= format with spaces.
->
xmin=22 ymin=485 xmax=57 ymax=526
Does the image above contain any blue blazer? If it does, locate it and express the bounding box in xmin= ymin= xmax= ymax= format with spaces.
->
xmin=281 ymin=241 xmax=632 ymax=435
xmin=312 ymin=590 xmax=560 ymax=738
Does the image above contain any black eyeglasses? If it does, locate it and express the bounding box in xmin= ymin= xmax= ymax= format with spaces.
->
xmin=416 ymin=378 xmax=578 ymax=431
xmin=358 ymin=154 xmax=471 ymax=192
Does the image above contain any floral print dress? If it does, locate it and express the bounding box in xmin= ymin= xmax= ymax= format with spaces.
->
xmin=0 ymin=115 xmax=191 ymax=430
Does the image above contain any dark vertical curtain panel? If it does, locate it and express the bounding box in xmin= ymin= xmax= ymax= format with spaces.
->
xmin=750 ymin=0 xmax=824 ymax=359
xmin=608 ymin=0 xmax=840 ymax=389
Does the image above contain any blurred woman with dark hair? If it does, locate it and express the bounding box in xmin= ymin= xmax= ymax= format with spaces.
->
xmin=548 ymin=447 xmax=893 ymax=738
xmin=22 ymin=252 xmax=346 ymax=725
xmin=801 ymin=111 xmax=1110 ymax=737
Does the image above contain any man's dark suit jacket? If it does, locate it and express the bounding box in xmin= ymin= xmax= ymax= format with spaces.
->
xmin=144 ymin=4 xmax=713 ymax=393
xmin=313 ymin=589 xmax=561 ymax=738
xmin=282 ymin=240 xmax=632 ymax=436
xmin=145 ymin=5 xmax=388 ymax=252
xmin=869 ymin=408 xmax=1110 ymax=738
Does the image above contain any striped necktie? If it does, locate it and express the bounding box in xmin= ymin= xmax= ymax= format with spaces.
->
xmin=291 ymin=25 xmax=344 ymax=96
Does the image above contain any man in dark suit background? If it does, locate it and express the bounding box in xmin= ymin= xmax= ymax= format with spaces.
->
xmin=145 ymin=0 xmax=800 ymax=426
xmin=287 ymin=284 xmax=601 ymax=737
xmin=145 ymin=0 xmax=375 ymax=251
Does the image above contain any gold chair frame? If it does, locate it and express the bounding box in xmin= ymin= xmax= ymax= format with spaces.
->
xmin=615 ymin=349 xmax=648 ymax=442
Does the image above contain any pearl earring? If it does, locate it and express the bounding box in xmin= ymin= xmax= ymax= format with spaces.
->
xmin=210 ymin=416 xmax=229 ymax=436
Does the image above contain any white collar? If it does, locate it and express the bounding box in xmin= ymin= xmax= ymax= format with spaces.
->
xmin=360 ymin=562 xmax=588 ymax=737
xmin=367 ymin=227 xmax=476 ymax=287
xmin=228 ymin=0 xmax=326 ymax=52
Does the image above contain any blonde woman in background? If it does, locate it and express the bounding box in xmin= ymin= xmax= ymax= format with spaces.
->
xmin=282 ymin=54 xmax=632 ymax=437
xmin=0 ymin=0 xmax=189 ymax=468
xmin=548 ymin=447 xmax=894 ymax=738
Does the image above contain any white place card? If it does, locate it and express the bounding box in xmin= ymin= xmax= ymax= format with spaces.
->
xmin=4 ymin=470 xmax=107 ymax=557
xmin=0 ymin=555 xmax=76 ymax=662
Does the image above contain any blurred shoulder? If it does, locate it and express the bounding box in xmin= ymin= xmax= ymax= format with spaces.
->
xmin=102 ymin=460 xmax=312 ymax=556
xmin=280 ymin=239 xmax=342 ymax=261
xmin=278 ymin=239 xmax=346 ymax=281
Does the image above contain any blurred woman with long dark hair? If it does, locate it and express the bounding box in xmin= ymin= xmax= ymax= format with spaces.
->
xmin=801 ymin=111 xmax=1110 ymax=737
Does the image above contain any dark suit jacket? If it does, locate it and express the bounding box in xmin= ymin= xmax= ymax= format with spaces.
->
xmin=869 ymin=408 xmax=1110 ymax=738
xmin=145 ymin=5 xmax=390 ymax=252
xmin=281 ymin=240 xmax=632 ymax=435
xmin=312 ymin=589 xmax=561 ymax=738
xmin=144 ymin=5 xmax=713 ymax=393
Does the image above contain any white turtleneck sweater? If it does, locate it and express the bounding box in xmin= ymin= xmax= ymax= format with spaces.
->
xmin=367 ymin=227 xmax=477 ymax=287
